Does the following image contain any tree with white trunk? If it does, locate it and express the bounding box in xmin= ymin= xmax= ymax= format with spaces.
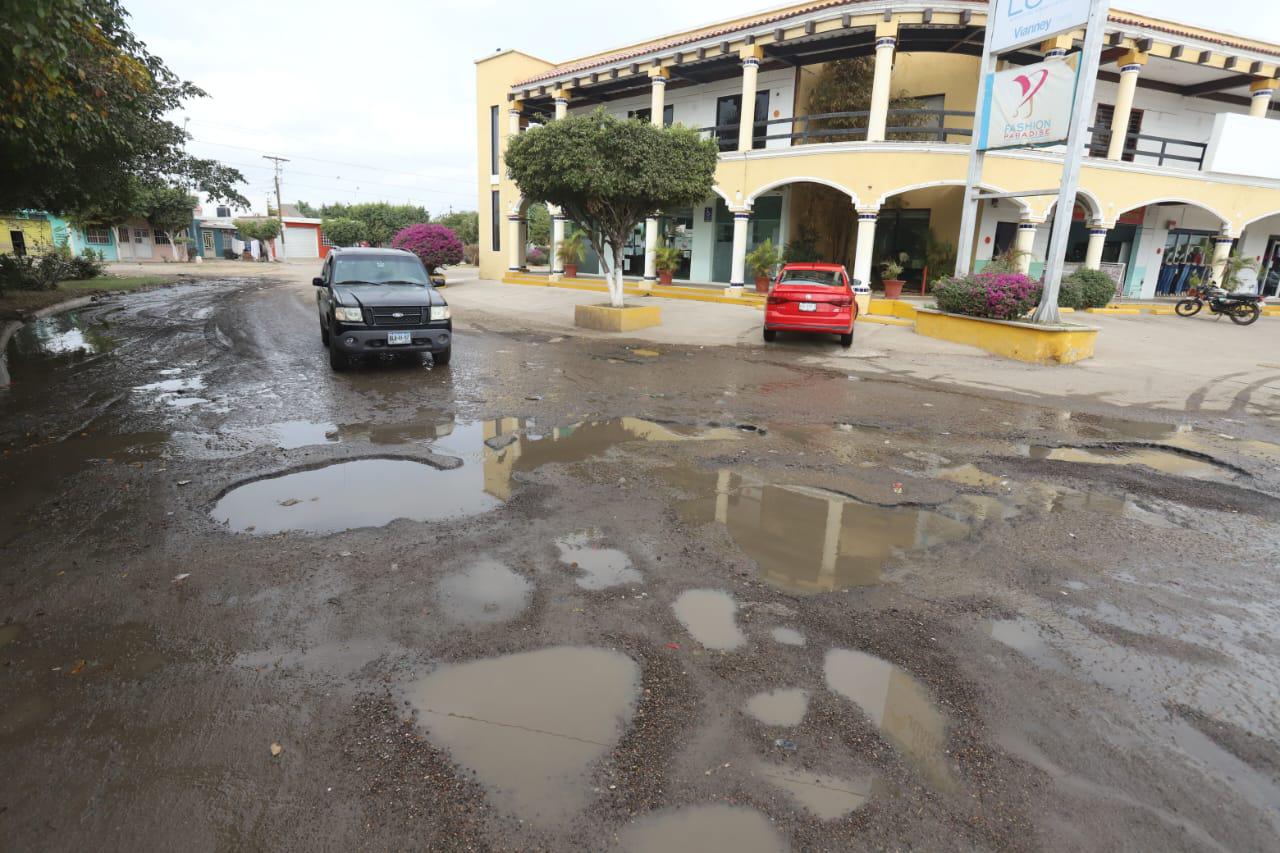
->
xmin=505 ymin=109 xmax=718 ymax=308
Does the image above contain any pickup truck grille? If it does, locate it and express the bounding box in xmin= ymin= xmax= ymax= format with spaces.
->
xmin=368 ymin=306 xmax=425 ymax=326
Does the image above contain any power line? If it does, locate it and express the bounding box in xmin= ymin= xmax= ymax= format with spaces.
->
xmin=214 ymin=157 xmax=467 ymax=199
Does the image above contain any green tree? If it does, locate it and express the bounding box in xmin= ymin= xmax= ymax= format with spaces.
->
xmin=140 ymin=183 xmax=196 ymax=262
xmin=506 ymin=109 xmax=718 ymax=307
xmin=295 ymin=200 xmax=321 ymax=218
xmin=805 ymin=58 xmax=933 ymax=142
xmin=0 ymin=0 xmax=247 ymax=213
xmin=434 ymin=210 xmax=479 ymax=245
xmin=525 ymin=204 xmax=551 ymax=247
xmin=318 ymin=202 xmax=428 ymax=245
xmin=234 ymin=218 xmax=281 ymax=261
xmin=321 ymin=217 xmax=367 ymax=247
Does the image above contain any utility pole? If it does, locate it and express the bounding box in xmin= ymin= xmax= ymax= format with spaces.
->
xmin=263 ymin=155 xmax=290 ymax=261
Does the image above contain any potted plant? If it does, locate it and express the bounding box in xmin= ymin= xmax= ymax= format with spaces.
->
xmin=654 ymin=245 xmax=683 ymax=285
xmin=558 ymin=231 xmax=586 ymax=278
xmin=746 ymin=239 xmax=782 ymax=292
xmin=880 ymin=254 xmax=906 ymax=299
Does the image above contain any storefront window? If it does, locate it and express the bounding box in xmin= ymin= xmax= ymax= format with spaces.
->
xmin=872 ymin=209 xmax=930 ymax=285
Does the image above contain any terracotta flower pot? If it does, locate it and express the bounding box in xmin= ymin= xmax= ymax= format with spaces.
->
xmin=564 ymin=264 xmax=578 ymax=278
xmin=658 ymin=269 xmax=674 ymax=285
xmin=755 ymin=275 xmax=771 ymax=293
xmin=883 ymin=279 xmax=905 ymax=299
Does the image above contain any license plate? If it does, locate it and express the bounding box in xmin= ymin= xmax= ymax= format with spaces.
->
xmin=387 ymin=331 xmax=412 ymax=345
xmin=798 ymin=303 xmax=818 ymax=312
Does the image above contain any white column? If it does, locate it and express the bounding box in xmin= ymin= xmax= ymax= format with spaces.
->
xmin=714 ymin=469 xmax=731 ymax=524
xmin=1107 ymin=53 xmax=1146 ymax=160
xmin=737 ymin=49 xmax=762 ymax=152
xmin=507 ymin=214 xmax=522 ymax=272
xmin=1251 ymin=79 xmax=1276 ymax=118
xmin=1015 ymin=220 xmax=1038 ymax=275
xmin=852 ymin=208 xmax=878 ymax=287
xmin=1210 ymin=235 xmax=1235 ymax=285
xmin=643 ymin=217 xmax=659 ymax=288
xmin=728 ymin=209 xmax=751 ymax=295
xmin=550 ymin=212 xmax=566 ymax=278
xmin=867 ymin=31 xmax=897 ymax=142
xmin=818 ymin=497 xmax=843 ymax=589
xmin=649 ymin=70 xmax=667 ymax=123
xmin=1083 ymin=223 xmax=1109 ymax=270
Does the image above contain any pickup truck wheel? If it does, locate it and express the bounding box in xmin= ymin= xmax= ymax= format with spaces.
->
xmin=320 ymin=321 xmax=330 ymax=346
xmin=433 ymin=345 xmax=452 ymax=366
xmin=328 ymin=335 xmax=348 ymax=371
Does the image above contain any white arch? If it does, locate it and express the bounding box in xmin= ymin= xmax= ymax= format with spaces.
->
xmin=874 ymin=180 xmax=1031 ymax=215
xmin=1106 ymin=197 xmax=1231 ymax=232
xmin=1238 ymin=209 xmax=1280 ymax=232
xmin=744 ymin=176 xmax=861 ymax=207
xmin=710 ymin=185 xmax=734 ymax=206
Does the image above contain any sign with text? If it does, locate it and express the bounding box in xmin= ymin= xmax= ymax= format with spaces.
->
xmin=990 ymin=0 xmax=1092 ymax=53
xmin=979 ymin=55 xmax=1080 ymax=150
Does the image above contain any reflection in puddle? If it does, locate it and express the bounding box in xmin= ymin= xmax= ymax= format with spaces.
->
xmin=771 ymin=627 xmax=806 ymax=647
xmin=1065 ymin=413 xmax=1184 ymax=442
xmin=556 ymin=532 xmax=642 ymax=590
xmin=744 ymin=688 xmax=808 ymax=727
xmin=673 ymin=589 xmax=745 ymax=651
xmin=824 ymin=648 xmax=954 ymax=790
xmin=211 ymin=457 xmax=500 ymax=534
xmin=1027 ymin=445 xmax=1231 ymax=481
xmin=236 ymin=638 xmax=388 ymax=675
xmin=407 ymin=646 xmax=639 ymax=827
xmin=676 ymin=471 xmax=978 ymax=594
xmin=758 ymin=763 xmax=875 ymax=820
xmin=266 ymin=420 xmax=339 ymax=450
xmin=935 ymin=463 xmax=1007 ymax=489
xmin=987 ymin=618 xmax=1067 ymax=672
xmin=9 ymin=312 xmax=116 ymax=358
xmin=435 ymin=560 xmax=532 ymax=624
xmin=613 ymin=804 xmax=786 ymax=853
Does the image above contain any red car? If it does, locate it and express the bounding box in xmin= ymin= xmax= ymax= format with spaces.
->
xmin=763 ymin=263 xmax=860 ymax=348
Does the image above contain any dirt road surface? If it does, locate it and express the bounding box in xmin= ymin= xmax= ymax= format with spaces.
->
xmin=2 ymin=271 xmax=1278 ymax=851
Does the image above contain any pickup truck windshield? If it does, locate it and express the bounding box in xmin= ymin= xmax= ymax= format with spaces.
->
xmin=334 ymin=257 xmax=429 ymax=285
xmin=779 ymin=270 xmax=842 ymax=287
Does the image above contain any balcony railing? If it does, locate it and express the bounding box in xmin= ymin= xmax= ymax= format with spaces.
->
xmin=1087 ymin=126 xmax=1208 ymax=169
xmin=697 ymin=108 xmax=975 ymax=149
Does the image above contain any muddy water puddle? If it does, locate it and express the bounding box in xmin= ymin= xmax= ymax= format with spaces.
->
xmin=744 ymin=687 xmax=808 ymax=726
xmin=263 ymin=420 xmax=339 ymax=449
xmin=556 ymin=532 xmax=642 ymax=590
xmin=1026 ymin=445 xmax=1235 ymax=480
xmin=673 ymin=589 xmax=746 ymax=651
xmin=771 ymin=627 xmax=806 ymax=646
xmin=824 ymin=648 xmax=954 ymax=790
xmin=435 ymin=559 xmax=532 ymax=624
xmin=613 ymin=804 xmax=786 ymax=853
xmin=757 ymin=763 xmax=875 ymax=820
xmin=406 ymin=646 xmax=639 ymax=827
xmin=210 ymin=457 xmax=499 ymax=534
xmin=6 ymin=311 xmax=117 ymax=361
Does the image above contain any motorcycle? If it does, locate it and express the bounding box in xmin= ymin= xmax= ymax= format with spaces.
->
xmin=1176 ymin=286 xmax=1263 ymax=326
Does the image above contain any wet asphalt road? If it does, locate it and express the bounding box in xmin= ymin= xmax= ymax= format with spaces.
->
xmin=2 ymin=275 xmax=1279 ymax=851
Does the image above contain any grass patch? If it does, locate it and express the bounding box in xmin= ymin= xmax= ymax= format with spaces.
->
xmin=0 ymin=274 xmax=179 ymax=317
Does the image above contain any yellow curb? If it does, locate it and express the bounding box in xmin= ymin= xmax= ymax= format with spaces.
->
xmin=860 ymin=315 xmax=914 ymax=327
xmin=1085 ymin=307 xmax=1142 ymax=315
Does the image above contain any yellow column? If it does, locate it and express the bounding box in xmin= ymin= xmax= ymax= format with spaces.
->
xmin=852 ymin=208 xmax=878 ymax=287
xmin=507 ymin=214 xmax=522 ymax=272
xmin=737 ymin=47 xmax=763 ymax=152
xmin=1210 ymin=235 xmax=1235 ymax=285
xmin=649 ymin=67 xmax=668 ymax=124
xmin=728 ymin=208 xmax=751 ymax=295
xmin=1250 ymin=78 xmax=1276 ymax=118
xmin=552 ymin=89 xmax=571 ymax=121
xmin=867 ymin=21 xmax=898 ymax=142
xmin=818 ymin=497 xmax=843 ymax=590
xmin=550 ymin=211 xmax=566 ymax=279
xmin=507 ymin=100 xmax=523 ymax=138
xmin=1106 ymin=51 xmax=1147 ymax=160
xmin=1083 ymin=222 xmax=1109 ymax=270
xmin=714 ymin=469 xmax=731 ymax=524
xmin=1015 ymin=219 xmax=1039 ymax=275
xmin=1039 ymin=35 xmax=1072 ymax=60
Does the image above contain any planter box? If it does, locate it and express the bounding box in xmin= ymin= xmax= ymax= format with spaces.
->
xmin=915 ymin=307 xmax=1099 ymax=365
xmin=574 ymin=303 xmax=661 ymax=332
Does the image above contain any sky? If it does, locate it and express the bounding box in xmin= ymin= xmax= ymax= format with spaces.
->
xmin=123 ymin=0 xmax=1280 ymax=217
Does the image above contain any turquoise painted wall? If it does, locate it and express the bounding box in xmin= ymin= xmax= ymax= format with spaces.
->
xmin=47 ymin=214 xmax=119 ymax=261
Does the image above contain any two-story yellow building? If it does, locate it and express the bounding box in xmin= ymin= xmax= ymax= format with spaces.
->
xmin=477 ymin=1 xmax=1280 ymax=300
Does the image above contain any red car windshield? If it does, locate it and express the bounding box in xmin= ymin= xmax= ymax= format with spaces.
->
xmin=779 ymin=269 xmax=843 ymax=287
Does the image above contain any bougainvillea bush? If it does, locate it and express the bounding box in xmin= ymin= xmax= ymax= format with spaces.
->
xmin=390 ymin=223 xmax=464 ymax=273
xmin=933 ymin=272 xmax=1042 ymax=320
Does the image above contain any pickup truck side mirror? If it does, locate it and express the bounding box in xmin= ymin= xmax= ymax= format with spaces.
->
xmin=312 ymin=276 xmax=325 ymax=287
xmin=430 ymin=275 xmax=446 ymax=287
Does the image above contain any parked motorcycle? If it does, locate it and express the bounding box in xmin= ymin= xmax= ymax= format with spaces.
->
xmin=1176 ymin=286 xmax=1263 ymax=325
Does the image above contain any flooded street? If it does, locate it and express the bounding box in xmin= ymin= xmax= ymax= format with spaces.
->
xmin=2 ymin=274 xmax=1279 ymax=851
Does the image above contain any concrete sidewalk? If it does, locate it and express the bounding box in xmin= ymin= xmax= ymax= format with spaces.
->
xmin=443 ymin=271 xmax=1280 ymax=424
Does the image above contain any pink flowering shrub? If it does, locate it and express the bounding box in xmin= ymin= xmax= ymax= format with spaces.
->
xmin=933 ymin=272 xmax=1042 ymax=320
xmin=391 ymin=223 xmax=464 ymax=273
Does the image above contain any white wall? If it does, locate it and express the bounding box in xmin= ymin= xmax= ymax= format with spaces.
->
xmin=571 ymin=68 xmax=797 ymax=150
xmin=1127 ymin=204 xmax=1225 ymax=297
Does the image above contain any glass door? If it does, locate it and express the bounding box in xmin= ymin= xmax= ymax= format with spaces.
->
xmin=1260 ymin=237 xmax=1280 ymax=297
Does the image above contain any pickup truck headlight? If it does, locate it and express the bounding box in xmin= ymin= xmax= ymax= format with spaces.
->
xmin=334 ymin=306 xmax=364 ymax=323
xmin=430 ymin=306 xmax=451 ymax=321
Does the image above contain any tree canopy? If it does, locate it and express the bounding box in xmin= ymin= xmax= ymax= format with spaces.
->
xmin=317 ymin=202 xmax=428 ymax=246
xmin=1 ymin=0 xmax=247 ymax=213
xmin=391 ymin=223 xmax=464 ymax=273
xmin=320 ymin=217 xmax=367 ymax=248
xmin=434 ymin=210 xmax=479 ymax=246
xmin=805 ymin=58 xmax=934 ymax=142
xmin=506 ymin=109 xmax=718 ymax=306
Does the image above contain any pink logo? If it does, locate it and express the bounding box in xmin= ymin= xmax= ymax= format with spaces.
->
xmin=1012 ymin=69 xmax=1049 ymax=117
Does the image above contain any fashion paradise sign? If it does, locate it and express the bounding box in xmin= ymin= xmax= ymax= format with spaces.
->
xmin=989 ymin=0 xmax=1093 ymax=53
xmin=979 ymin=55 xmax=1080 ymax=150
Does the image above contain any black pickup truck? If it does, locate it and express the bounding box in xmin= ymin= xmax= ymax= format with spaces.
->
xmin=314 ymin=247 xmax=452 ymax=371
